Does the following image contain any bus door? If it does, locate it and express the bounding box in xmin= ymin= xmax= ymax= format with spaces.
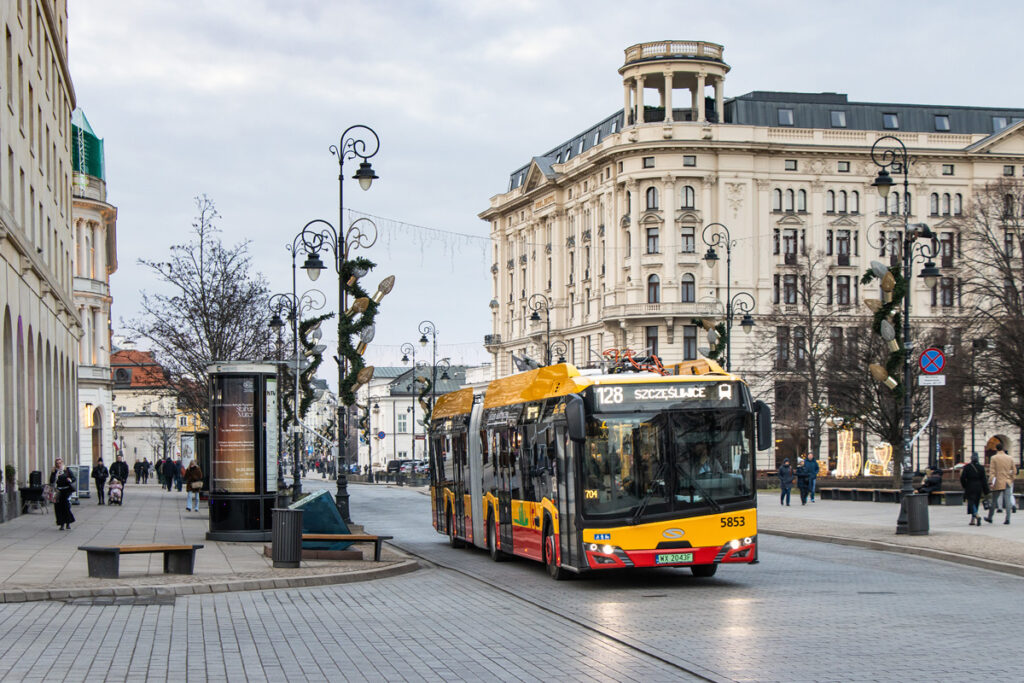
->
xmin=497 ymin=428 xmax=515 ymax=552
xmin=554 ymin=425 xmax=580 ymax=570
xmin=452 ymin=431 xmax=467 ymax=540
xmin=431 ymin=434 xmax=447 ymax=532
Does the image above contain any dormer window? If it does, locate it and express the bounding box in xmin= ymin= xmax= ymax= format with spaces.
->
xmin=778 ymin=108 xmax=795 ymax=126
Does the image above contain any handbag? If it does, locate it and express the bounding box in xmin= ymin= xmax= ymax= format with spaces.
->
xmin=188 ymin=481 xmax=202 ymax=491
xmin=982 ymin=498 xmax=991 ymax=511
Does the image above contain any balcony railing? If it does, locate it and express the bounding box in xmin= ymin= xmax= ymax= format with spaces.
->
xmin=623 ymin=40 xmax=724 ymax=66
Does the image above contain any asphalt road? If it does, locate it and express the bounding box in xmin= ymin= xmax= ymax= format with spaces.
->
xmin=337 ymin=481 xmax=1024 ymax=683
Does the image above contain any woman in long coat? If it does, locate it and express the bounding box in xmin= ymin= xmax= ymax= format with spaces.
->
xmin=959 ymin=453 xmax=989 ymax=526
xmin=49 ymin=458 xmax=76 ymax=530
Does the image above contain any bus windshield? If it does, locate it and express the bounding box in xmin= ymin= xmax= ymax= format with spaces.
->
xmin=581 ymin=410 xmax=753 ymax=519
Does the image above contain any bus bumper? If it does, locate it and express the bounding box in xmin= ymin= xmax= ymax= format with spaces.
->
xmin=583 ymin=536 xmax=757 ymax=569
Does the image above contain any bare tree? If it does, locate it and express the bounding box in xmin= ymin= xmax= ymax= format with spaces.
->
xmin=957 ymin=179 xmax=1024 ymax=445
xmin=126 ymin=196 xmax=271 ymax=422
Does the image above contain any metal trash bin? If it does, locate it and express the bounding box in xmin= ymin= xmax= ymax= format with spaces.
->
xmin=904 ymin=493 xmax=929 ymax=536
xmin=271 ymin=508 xmax=303 ymax=568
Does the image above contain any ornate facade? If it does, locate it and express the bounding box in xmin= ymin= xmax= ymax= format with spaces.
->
xmin=480 ymin=40 xmax=1024 ymax=469
xmin=0 ymin=1 xmax=77 ymax=488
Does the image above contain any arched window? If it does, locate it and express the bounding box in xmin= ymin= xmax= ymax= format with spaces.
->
xmin=797 ymin=189 xmax=807 ymax=212
xmin=646 ymin=187 xmax=659 ymax=210
xmin=1004 ymin=194 xmax=1015 ymax=218
xmin=626 ymin=191 xmax=631 ymax=212
xmin=647 ymin=274 xmax=661 ymax=303
xmin=953 ymin=193 xmax=963 ymax=216
xmin=851 ymin=191 xmax=860 ymax=214
xmin=930 ymin=193 xmax=939 ymax=215
xmin=838 ymin=190 xmax=848 ymax=213
xmin=772 ymin=189 xmax=782 ymax=212
xmin=681 ymin=185 xmax=695 ymax=209
xmin=941 ymin=193 xmax=950 ymax=215
xmin=826 ymin=190 xmax=835 ymax=213
xmin=888 ymin=191 xmax=900 ymax=215
xmin=680 ymin=274 xmax=695 ymax=303
xmin=784 ymin=189 xmax=795 ymax=212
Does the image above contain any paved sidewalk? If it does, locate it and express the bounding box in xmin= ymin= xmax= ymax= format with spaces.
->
xmin=757 ymin=491 xmax=1024 ymax=575
xmin=0 ymin=482 xmax=415 ymax=602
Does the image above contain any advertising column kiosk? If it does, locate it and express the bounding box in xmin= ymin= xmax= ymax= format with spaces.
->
xmin=206 ymin=362 xmax=279 ymax=541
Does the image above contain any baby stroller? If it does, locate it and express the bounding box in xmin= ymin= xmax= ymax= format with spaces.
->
xmin=108 ymin=479 xmax=124 ymax=505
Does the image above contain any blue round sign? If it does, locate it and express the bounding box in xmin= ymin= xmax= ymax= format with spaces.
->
xmin=919 ymin=348 xmax=945 ymax=375
xmin=377 ymin=431 xmax=386 ymax=440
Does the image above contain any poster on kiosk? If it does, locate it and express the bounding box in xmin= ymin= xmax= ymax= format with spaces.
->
xmin=206 ymin=362 xmax=279 ymax=541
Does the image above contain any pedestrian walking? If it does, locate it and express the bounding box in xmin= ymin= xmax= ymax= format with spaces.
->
xmin=49 ymin=458 xmax=76 ymax=530
xmin=986 ymin=446 xmax=1018 ymax=525
xmin=109 ymin=454 xmax=129 ymax=503
xmin=960 ymin=453 xmax=989 ymax=526
xmin=805 ymin=453 xmax=820 ymax=502
xmin=777 ymin=458 xmax=794 ymax=506
xmin=133 ymin=459 xmax=142 ymax=485
xmin=796 ymin=458 xmax=811 ymax=505
xmin=162 ymin=457 xmax=177 ymax=492
xmin=184 ymin=460 xmax=203 ymax=512
xmin=91 ymin=458 xmax=109 ymax=505
xmin=173 ymin=457 xmax=184 ymax=492
xmin=142 ymin=458 xmax=150 ymax=484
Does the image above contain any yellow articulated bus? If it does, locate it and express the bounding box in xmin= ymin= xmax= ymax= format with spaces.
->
xmin=428 ymin=357 xmax=772 ymax=579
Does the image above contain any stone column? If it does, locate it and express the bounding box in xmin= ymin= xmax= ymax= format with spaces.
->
xmin=696 ymin=74 xmax=706 ymax=122
xmin=623 ymin=78 xmax=632 ymax=126
xmin=627 ymin=180 xmax=641 ymax=286
xmin=636 ymin=75 xmax=646 ymax=124
xmin=664 ymin=71 xmax=674 ymax=123
xmin=93 ymin=223 xmax=104 ymax=279
xmin=76 ymin=219 xmax=86 ymax=277
xmin=714 ymin=77 xmax=724 ymax=123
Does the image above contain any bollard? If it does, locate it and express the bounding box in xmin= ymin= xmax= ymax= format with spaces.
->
xmin=271 ymin=508 xmax=303 ymax=568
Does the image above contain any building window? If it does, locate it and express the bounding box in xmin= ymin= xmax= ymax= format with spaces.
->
xmin=940 ymin=232 xmax=955 ymax=268
xmin=646 ymin=326 xmax=659 ymax=356
xmin=831 ymin=327 xmax=844 ymax=357
xmin=772 ymin=189 xmax=782 ymax=212
xmin=778 ymin=108 xmax=794 ymax=126
xmin=942 ymin=164 xmax=954 ymax=176
xmin=837 ymin=161 xmax=850 ymax=173
xmin=883 ymin=113 xmax=899 ymax=129
xmin=826 ymin=276 xmax=833 ymax=305
xmin=836 ymin=230 xmax=851 ymax=266
xmin=941 ymin=193 xmax=951 ymax=216
xmin=826 ymin=190 xmax=835 ymax=213
xmin=179 ymin=417 xmax=188 ymax=427
xmin=397 ymin=413 xmax=408 ymax=433
xmin=850 ymin=190 xmax=860 ymax=214
xmin=953 ymin=193 xmax=962 ymax=215
xmin=683 ymin=325 xmax=697 ymax=360
xmin=838 ymin=190 xmax=848 ymax=213
xmin=681 ymin=185 xmax=695 ymax=209
xmin=643 ymin=156 xmax=655 ymax=169
xmin=783 ymin=274 xmax=797 ymax=304
xmin=797 ymin=189 xmax=807 ymax=212
xmin=784 ymin=189 xmax=794 ymax=212
xmin=993 ymin=116 xmax=1010 ymax=131
xmin=683 ymin=155 xmax=696 ymax=167
xmin=784 ymin=159 xmax=798 ymax=171
xmin=646 ymin=186 xmax=658 ymax=210
xmin=782 ymin=230 xmax=798 ymax=264
xmin=837 ymin=276 xmax=851 ymax=305
xmin=647 ymin=274 xmax=660 ymax=303
xmin=930 ymin=193 xmax=939 ymax=216
xmin=830 ymin=111 xmax=847 ymax=128
xmin=776 ymin=327 xmax=790 ymax=369
xmin=1004 ymin=165 xmax=1016 ymax=177
xmin=793 ymin=327 xmax=806 ymax=369
xmin=934 ymin=114 xmax=950 ymax=131
xmin=680 ymin=273 xmax=695 ymax=303
xmin=940 ymin=277 xmax=955 ymax=307
xmin=773 ymin=274 xmax=780 ymax=304
xmin=680 ymin=224 xmax=695 ymax=253
xmin=646 ymin=225 xmax=660 ymax=253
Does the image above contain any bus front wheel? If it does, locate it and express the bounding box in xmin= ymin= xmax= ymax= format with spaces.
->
xmin=690 ymin=564 xmax=718 ymax=578
xmin=543 ymin=528 xmax=565 ymax=581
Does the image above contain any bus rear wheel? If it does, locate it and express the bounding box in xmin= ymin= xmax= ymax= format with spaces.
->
xmin=543 ymin=529 xmax=565 ymax=581
xmin=447 ymin=508 xmax=463 ymax=548
xmin=487 ymin=516 xmax=504 ymax=562
xmin=690 ymin=564 xmax=718 ymax=578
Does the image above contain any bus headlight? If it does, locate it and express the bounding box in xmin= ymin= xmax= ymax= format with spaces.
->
xmin=729 ymin=539 xmax=741 ymax=550
xmin=602 ymin=544 xmax=614 ymax=555
xmin=744 ymin=537 xmax=753 ymax=545
xmin=589 ymin=543 xmax=598 ymax=552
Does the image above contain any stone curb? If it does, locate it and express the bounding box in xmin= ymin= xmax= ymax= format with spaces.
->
xmin=0 ymin=558 xmax=420 ymax=604
xmin=761 ymin=527 xmax=1024 ymax=578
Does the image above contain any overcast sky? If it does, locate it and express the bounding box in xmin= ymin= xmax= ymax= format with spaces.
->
xmin=68 ymin=0 xmax=1024 ymax=387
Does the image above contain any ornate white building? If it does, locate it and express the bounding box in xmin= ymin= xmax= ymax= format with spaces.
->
xmin=480 ymin=40 xmax=1024 ymax=470
xmin=0 ymin=1 xmax=78 ymax=487
xmin=72 ymin=110 xmax=117 ymax=467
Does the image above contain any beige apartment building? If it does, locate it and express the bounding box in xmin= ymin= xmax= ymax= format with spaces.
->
xmin=0 ymin=1 xmax=78 ymax=489
xmin=480 ymin=40 xmax=1024 ymax=470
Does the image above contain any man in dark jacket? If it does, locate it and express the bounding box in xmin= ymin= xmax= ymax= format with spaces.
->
xmin=960 ymin=453 xmax=989 ymax=526
xmin=109 ymin=454 xmax=129 ymax=503
xmin=796 ymin=459 xmax=811 ymax=505
xmin=92 ymin=458 xmax=109 ymax=505
xmin=805 ymin=453 xmax=821 ymax=502
xmin=162 ymin=457 xmax=177 ymax=492
xmin=777 ymin=459 xmax=794 ymax=506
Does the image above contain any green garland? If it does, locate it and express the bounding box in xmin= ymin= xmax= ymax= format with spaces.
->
xmin=280 ymin=312 xmax=334 ymax=427
xmin=861 ymin=266 xmax=907 ymax=399
xmin=338 ymin=256 xmax=378 ymax=407
xmin=416 ymin=372 xmax=433 ymax=426
xmin=690 ymin=318 xmax=727 ymax=362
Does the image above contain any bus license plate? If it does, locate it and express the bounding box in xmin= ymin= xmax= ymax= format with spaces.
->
xmin=656 ymin=552 xmax=693 ymax=565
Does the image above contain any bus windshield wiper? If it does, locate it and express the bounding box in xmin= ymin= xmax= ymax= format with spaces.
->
xmin=630 ymin=460 xmax=667 ymax=525
xmin=685 ymin=472 xmax=722 ymax=513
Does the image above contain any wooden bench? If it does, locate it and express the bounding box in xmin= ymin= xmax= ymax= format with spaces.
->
xmin=928 ymin=490 xmax=964 ymax=506
xmin=851 ymin=488 xmax=876 ymax=502
xmin=301 ymin=534 xmax=393 ymax=562
xmin=818 ymin=488 xmax=839 ymax=501
xmin=875 ymin=489 xmax=901 ymax=503
xmin=78 ymin=544 xmax=204 ymax=579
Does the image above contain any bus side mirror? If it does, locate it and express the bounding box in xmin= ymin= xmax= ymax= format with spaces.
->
xmin=754 ymin=400 xmax=772 ymax=451
xmin=565 ymin=394 xmax=586 ymax=443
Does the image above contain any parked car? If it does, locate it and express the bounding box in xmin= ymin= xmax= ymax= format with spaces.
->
xmin=386 ymin=460 xmax=403 ymax=474
xmin=414 ymin=461 xmax=430 ymax=475
xmin=399 ymin=460 xmax=418 ymax=474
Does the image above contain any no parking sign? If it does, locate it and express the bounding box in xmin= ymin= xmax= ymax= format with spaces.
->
xmin=919 ymin=348 xmax=945 ymax=375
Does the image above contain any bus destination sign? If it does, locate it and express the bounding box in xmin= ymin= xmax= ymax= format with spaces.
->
xmin=591 ymin=382 xmax=742 ymax=412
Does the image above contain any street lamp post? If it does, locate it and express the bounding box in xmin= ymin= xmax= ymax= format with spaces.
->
xmin=869 ymin=135 xmax=941 ymax=534
xmin=528 ymin=294 xmax=553 ymax=365
xmin=295 ymin=124 xmax=389 ymax=523
xmin=401 ymin=342 xmax=417 ymax=462
xmin=701 ymin=223 xmax=756 ymax=371
xmin=268 ymin=289 xmax=325 ymax=503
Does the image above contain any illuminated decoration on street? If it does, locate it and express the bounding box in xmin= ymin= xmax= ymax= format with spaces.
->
xmin=835 ymin=428 xmax=861 ymax=478
xmin=865 ymin=442 xmax=894 ymax=476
